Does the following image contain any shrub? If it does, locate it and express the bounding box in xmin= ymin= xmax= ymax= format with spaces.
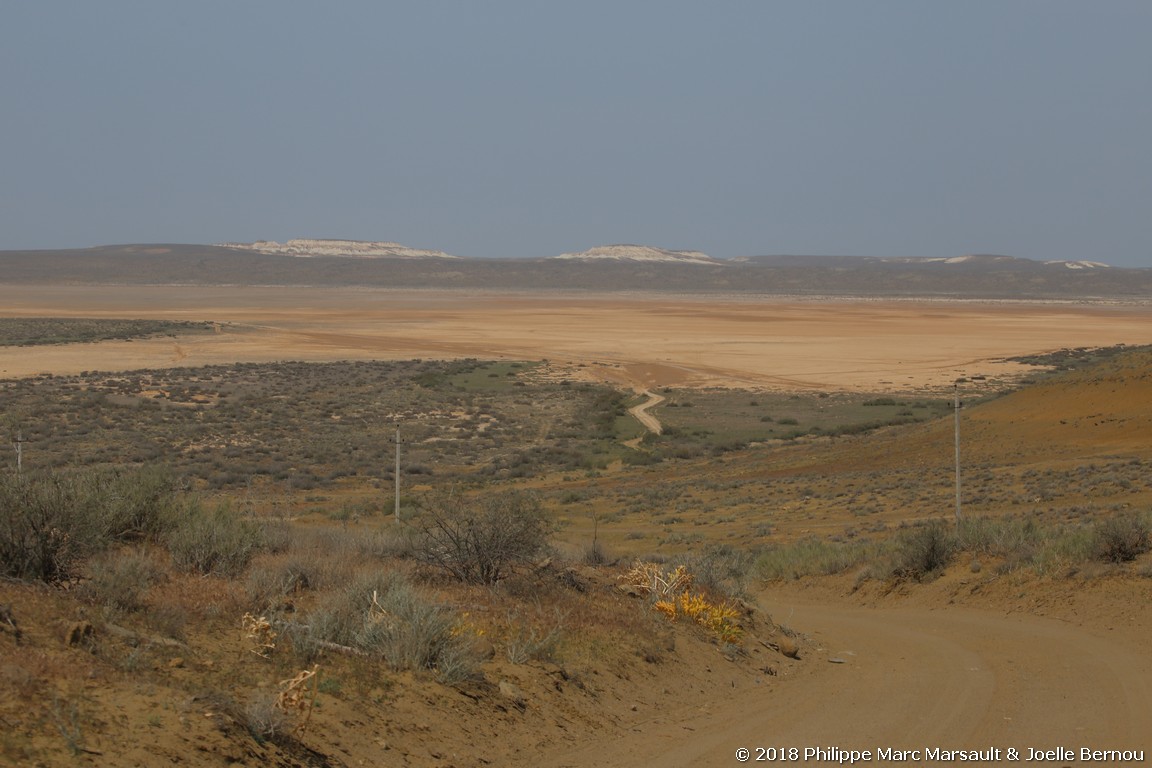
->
xmin=81 ymin=548 xmax=162 ymax=611
xmin=677 ymin=544 xmax=756 ymax=598
xmin=165 ymin=500 xmax=263 ymax=577
xmin=294 ymin=573 xmax=482 ymax=684
xmin=411 ymin=491 xmax=552 ymax=584
xmin=503 ymin=608 xmax=566 ymax=664
xmin=890 ymin=521 xmax=955 ymax=581
xmin=0 ymin=467 xmax=182 ymax=582
xmin=0 ymin=472 xmax=89 ymax=581
xmin=94 ymin=466 xmax=179 ymax=542
xmin=1092 ymin=514 xmax=1151 ymax=563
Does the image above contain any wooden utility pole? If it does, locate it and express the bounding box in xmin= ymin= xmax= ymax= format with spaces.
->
xmin=13 ymin=430 xmax=24 ymax=475
xmin=394 ymin=426 xmax=401 ymax=523
xmin=954 ymin=386 xmax=962 ymax=523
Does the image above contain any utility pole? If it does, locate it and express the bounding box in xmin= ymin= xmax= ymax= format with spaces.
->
xmin=394 ymin=426 xmax=401 ymax=523
xmin=954 ymin=385 xmax=962 ymax=524
xmin=13 ymin=430 xmax=24 ymax=476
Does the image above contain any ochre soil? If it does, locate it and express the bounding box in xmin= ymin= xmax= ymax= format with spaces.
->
xmin=3 ymin=285 xmax=1152 ymax=392
xmin=2 ymin=285 xmax=1151 ymax=766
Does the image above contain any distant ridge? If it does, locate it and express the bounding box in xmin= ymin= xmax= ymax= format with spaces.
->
xmin=734 ymin=254 xmax=1112 ymax=270
xmin=552 ymin=244 xmax=721 ymax=266
xmin=0 ymin=243 xmax=1148 ymax=299
xmin=219 ymin=238 xmax=461 ymax=259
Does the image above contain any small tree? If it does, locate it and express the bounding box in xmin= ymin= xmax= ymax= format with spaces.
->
xmin=412 ymin=490 xmax=552 ymax=584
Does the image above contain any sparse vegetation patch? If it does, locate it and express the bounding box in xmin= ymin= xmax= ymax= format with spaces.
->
xmin=0 ymin=317 xmax=212 ymax=346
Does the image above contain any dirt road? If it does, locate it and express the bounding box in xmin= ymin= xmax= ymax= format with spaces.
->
xmin=627 ymin=390 xmax=665 ymax=435
xmin=540 ymin=590 xmax=1152 ymax=767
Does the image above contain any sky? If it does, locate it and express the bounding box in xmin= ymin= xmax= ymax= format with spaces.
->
xmin=3 ymin=2 xmax=1151 ymax=266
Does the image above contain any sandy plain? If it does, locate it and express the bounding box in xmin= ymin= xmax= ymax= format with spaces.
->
xmin=2 ymin=285 xmax=1151 ymax=392
xmin=3 ymin=284 xmax=1152 ymax=767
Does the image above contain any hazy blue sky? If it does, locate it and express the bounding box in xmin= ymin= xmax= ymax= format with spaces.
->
xmin=3 ymin=2 xmax=1150 ymax=266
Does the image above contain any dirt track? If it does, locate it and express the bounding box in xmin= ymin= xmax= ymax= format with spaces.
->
xmin=541 ymin=585 xmax=1152 ymax=767
xmin=627 ymin=390 xmax=665 ymax=435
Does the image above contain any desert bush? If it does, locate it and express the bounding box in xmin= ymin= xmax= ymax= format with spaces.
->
xmin=0 ymin=466 xmax=183 ymax=582
xmin=81 ymin=548 xmax=162 ymax=611
xmin=890 ymin=521 xmax=955 ymax=581
xmin=293 ymin=572 xmax=482 ymax=684
xmin=288 ymin=572 xmax=399 ymax=656
xmin=1092 ymin=514 xmax=1151 ymax=563
xmin=676 ymin=544 xmax=756 ymax=599
xmin=165 ymin=499 xmax=263 ymax=577
xmin=956 ymin=516 xmax=1039 ymax=557
xmin=0 ymin=472 xmax=87 ymax=581
xmin=411 ymin=490 xmax=552 ymax=584
xmin=244 ymin=692 xmax=288 ymax=744
xmin=0 ymin=470 xmax=109 ymax=581
xmin=94 ymin=466 xmax=180 ymax=542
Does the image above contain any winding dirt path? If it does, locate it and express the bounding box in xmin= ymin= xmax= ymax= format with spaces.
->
xmin=627 ymin=389 xmax=665 ymax=436
xmin=540 ymin=592 xmax=1152 ymax=767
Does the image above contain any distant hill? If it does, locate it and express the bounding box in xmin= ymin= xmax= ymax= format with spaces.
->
xmin=734 ymin=253 xmax=1113 ymax=272
xmin=219 ymin=238 xmax=461 ymax=259
xmin=1 ymin=242 xmax=1150 ymax=299
xmin=552 ymin=244 xmax=723 ymax=266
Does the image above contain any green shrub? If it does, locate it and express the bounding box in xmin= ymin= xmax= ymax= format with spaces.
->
xmin=0 ymin=472 xmax=92 ymax=581
xmin=94 ymin=466 xmax=179 ymax=542
xmin=955 ymin=516 xmax=1043 ymax=568
xmin=677 ymin=544 xmax=756 ymax=598
xmin=0 ymin=467 xmax=182 ymax=582
xmin=165 ymin=500 xmax=263 ymax=577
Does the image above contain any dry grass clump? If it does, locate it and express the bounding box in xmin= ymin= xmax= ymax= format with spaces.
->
xmin=79 ymin=547 xmax=164 ymax=612
xmin=285 ymin=572 xmax=484 ymax=685
xmin=500 ymin=604 xmax=567 ymax=664
xmin=754 ymin=537 xmax=878 ymax=581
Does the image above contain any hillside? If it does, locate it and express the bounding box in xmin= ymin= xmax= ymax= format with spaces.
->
xmin=2 ymin=243 xmax=1151 ymax=299
xmin=220 ymin=239 xmax=461 ymax=260
xmin=1 ymin=327 xmax=1151 ymax=765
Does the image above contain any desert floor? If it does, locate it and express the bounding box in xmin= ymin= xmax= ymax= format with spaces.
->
xmin=3 ymin=285 xmax=1152 ymax=394
xmin=4 ymin=284 xmax=1152 ymax=766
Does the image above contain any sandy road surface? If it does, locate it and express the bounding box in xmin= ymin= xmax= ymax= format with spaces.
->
xmin=627 ymin=390 xmax=665 ymax=435
xmin=540 ymin=591 xmax=1152 ymax=767
xmin=3 ymin=286 xmax=1152 ymax=391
